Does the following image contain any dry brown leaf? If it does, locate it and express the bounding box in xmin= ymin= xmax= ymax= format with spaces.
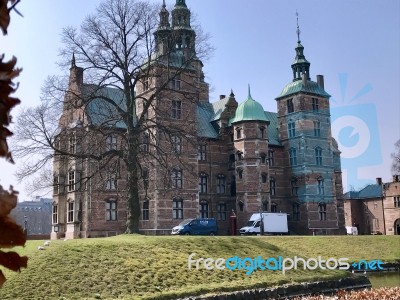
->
xmin=0 ymin=215 xmax=26 ymax=248
xmin=0 ymin=250 xmax=27 ymax=272
xmin=0 ymin=269 xmax=5 ymax=288
xmin=0 ymin=185 xmax=17 ymax=217
xmin=0 ymin=0 xmax=10 ymax=35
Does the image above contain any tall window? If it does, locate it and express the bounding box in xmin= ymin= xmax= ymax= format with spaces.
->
xmin=68 ymin=171 xmax=76 ymax=192
xmin=289 ymin=147 xmax=297 ymax=165
xmin=53 ymin=175 xmax=62 ymax=195
xmin=315 ymin=147 xmax=322 ymax=165
xmin=394 ymin=196 xmax=400 ymax=208
xmin=271 ymin=203 xmax=277 ymax=213
xmin=143 ymin=200 xmax=149 ymax=220
xmin=236 ymin=128 xmax=242 ymax=139
xmin=106 ymin=135 xmax=117 ymax=151
xmin=68 ymin=133 xmax=76 ymax=153
xmin=172 ymin=135 xmax=182 ymax=154
xmin=237 ymin=151 xmax=243 ymax=161
xmin=312 ymin=98 xmax=319 ymax=112
xmin=199 ymin=173 xmax=208 ymax=193
xmin=200 ymin=202 xmax=209 ymax=218
xmin=237 ymin=169 xmax=243 ymax=180
xmin=171 ymin=168 xmax=182 ymax=188
xmin=291 ymin=177 xmax=298 ymax=196
xmin=198 ymin=144 xmax=207 ymax=161
xmin=171 ymin=74 xmax=181 ymax=90
xmin=142 ymin=168 xmax=149 ymax=190
xmin=293 ymin=203 xmax=300 ymax=221
xmin=106 ymin=172 xmax=117 ymax=190
xmin=260 ymin=153 xmax=267 ymax=164
xmin=318 ymin=178 xmax=325 ymax=195
xmin=67 ymin=202 xmax=74 ymax=223
xmin=268 ymin=150 xmax=274 ymax=166
xmin=260 ymin=126 xmax=266 ymax=139
xmin=261 ymin=173 xmax=267 ymax=183
xmin=270 ymin=177 xmax=276 ymax=196
xmin=229 ymin=154 xmax=235 ymax=169
xmin=319 ymin=203 xmax=327 ymax=221
xmin=217 ymin=174 xmax=226 ymax=194
xmin=106 ymin=200 xmax=117 ymax=221
xmin=287 ymin=98 xmax=294 ymax=113
xmin=142 ymin=133 xmax=150 ymax=152
xmin=173 ymin=198 xmax=183 ymax=219
xmin=52 ymin=205 xmax=58 ymax=224
xmin=314 ymin=121 xmax=321 ymax=137
xmin=172 ymin=100 xmax=182 ymax=119
xmin=288 ymin=121 xmax=295 ymax=138
xmin=217 ymin=203 xmax=227 ymax=221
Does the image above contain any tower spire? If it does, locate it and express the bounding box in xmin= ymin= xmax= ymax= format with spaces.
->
xmin=247 ymin=84 xmax=254 ymax=100
xmin=71 ymin=53 xmax=76 ymax=68
xmin=175 ymin=0 xmax=187 ymax=7
xmin=296 ymin=10 xmax=301 ymax=43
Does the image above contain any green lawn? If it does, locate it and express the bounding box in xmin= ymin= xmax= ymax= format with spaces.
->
xmin=0 ymin=235 xmax=398 ymax=300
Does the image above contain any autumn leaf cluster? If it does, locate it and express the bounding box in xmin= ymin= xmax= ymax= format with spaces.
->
xmin=0 ymin=0 xmax=27 ymax=288
xmin=292 ymin=287 xmax=400 ymax=300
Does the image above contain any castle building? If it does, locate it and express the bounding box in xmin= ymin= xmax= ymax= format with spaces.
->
xmin=51 ymin=0 xmax=345 ymax=239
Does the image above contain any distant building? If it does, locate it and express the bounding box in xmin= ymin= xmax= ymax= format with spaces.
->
xmin=344 ymin=176 xmax=400 ymax=235
xmin=52 ymin=0 xmax=345 ymax=239
xmin=11 ymin=197 xmax=52 ymax=237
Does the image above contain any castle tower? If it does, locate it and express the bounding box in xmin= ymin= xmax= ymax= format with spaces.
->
xmin=275 ymin=17 xmax=343 ymax=234
xmin=230 ymin=86 xmax=270 ymax=226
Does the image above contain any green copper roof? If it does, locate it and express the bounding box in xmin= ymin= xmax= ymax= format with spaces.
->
xmin=175 ymin=0 xmax=187 ymax=7
xmin=276 ymin=80 xmax=331 ymax=99
xmin=230 ymin=86 xmax=269 ymax=124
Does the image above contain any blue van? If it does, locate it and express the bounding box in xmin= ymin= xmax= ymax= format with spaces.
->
xmin=171 ymin=218 xmax=217 ymax=235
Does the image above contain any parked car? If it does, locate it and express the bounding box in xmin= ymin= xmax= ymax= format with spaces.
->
xmin=239 ymin=212 xmax=288 ymax=235
xmin=171 ymin=218 xmax=217 ymax=235
xmin=346 ymin=226 xmax=358 ymax=235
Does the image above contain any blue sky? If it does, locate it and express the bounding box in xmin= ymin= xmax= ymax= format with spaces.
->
xmin=1 ymin=0 xmax=399 ymax=200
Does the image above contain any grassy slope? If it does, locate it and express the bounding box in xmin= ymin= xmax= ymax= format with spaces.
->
xmin=0 ymin=235 xmax=398 ymax=300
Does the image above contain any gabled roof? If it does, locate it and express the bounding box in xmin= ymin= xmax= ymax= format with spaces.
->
xmin=211 ymin=97 xmax=230 ymax=121
xmin=196 ymin=102 xmax=219 ymax=139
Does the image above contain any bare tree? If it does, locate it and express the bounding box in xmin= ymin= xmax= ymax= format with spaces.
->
xmin=12 ymin=0 xmax=212 ymax=234
xmin=391 ymin=139 xmax=400 ymax=175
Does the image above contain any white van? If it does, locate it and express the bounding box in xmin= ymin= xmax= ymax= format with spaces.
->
xmin=239 ymin=213 xmax=288 ymax=235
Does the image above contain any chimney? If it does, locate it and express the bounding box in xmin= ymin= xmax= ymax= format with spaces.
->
xmin=302 ymin=73 xmax=307 ymax=86
xmin=393 ymin=175 xmax=400 ymax=182
xmin=376 ymin=178 xmax=382 ymax=185
xmin=317 ymin=75 xmax=324 ymax=89
xmin=219 ymin=95 xmax=226 ymax=100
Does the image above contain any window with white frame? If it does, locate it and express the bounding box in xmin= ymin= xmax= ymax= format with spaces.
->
xmin=52 ymin=205 xmax=58 ymax=224
xmin=106 ymin=172 xmax=117 ymax=190
xmin=106 ymin=199 xmax=117 ymax=221
xmin=199 ymin=173 xmax=208 ymax=193
xmin=173 ymin=197 xmax=183 ymax=219
xmin=67 ymin=171 xmax=76 ymax=192
xmin=171 ymin=74 xmax=181 ymax=90
xmin=216 ymin=174 xmax=226 ymax=194
xmin=270 ymin=177 xmax=276 ymax=196
xmin=68 ymin=133 xmax=76 ymax=154
xmin=394 ymin=196 xmax=400 ymax=208
xmin=171 ymin=169 xmax=182 ymax=189
xmin=67 ymin=202 xmax=74 ymax=223
xmin=200 ymin=202 xmax=209 ymax=218
xmin=268 ymin=150 xmax=274 ymax=166
xmin=172 ymin=100 xmax=182 ymax=119
xmin=217 ymin=203 xmax=227 ymax=220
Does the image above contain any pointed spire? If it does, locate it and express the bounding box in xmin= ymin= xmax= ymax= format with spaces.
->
xmin=247 ymin=84 xmax=254 ymax=100
xmin=296 ymin=10 xmax=301 ymax=43
xmin=71 ymin=53 xmax=76 ymax=68
xmin=230 ymin=89 xmax=235 ymax=97
xmin=175 ymin=0 xmax=187 ymax=7
xmin=162 ymin=0 xmax=166 ymax=8
xmin=158 ymin=0 xmax=170 ymax=28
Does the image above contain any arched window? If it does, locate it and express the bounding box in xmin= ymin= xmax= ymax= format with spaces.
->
xmin=318 ymin=178 xmax=325 ymax=195
xmin=290 ymin=147 xmax=297 ymax=166
xmin=319 ymin=203 xmax=327 ymax=221
xmin=261 ymin=173 xmax=267 ymax=183
xmin=199 ymin=172 xmax=208 ymax=193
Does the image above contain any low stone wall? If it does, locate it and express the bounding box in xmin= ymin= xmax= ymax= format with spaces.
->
xmin=177 ymin=276 xmax=371 ymax=300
